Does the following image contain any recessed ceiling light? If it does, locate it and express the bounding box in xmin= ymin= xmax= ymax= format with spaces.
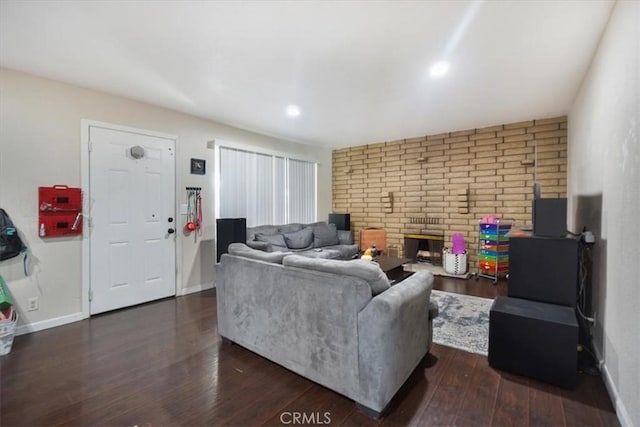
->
xmin=429 ymin=61 xmax=450 ymax=78
xmin=286 ymin=105 xmax=301 ymax=117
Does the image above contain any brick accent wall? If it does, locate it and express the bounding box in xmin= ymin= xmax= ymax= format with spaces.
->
xmin=332 ymin=116 xmax=567 ymax=271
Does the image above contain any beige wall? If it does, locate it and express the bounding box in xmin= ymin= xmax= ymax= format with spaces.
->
xmin=0 ymin=68 xmax=332 ymax=332
xmin=332 ymin=117 xmax=567 ymax=269
xmin=568 ymin=1 xmax=639 ymax=425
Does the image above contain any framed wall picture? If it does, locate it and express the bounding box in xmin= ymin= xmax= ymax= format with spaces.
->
xmin=190 ymin=158 xmax=206 ymax=175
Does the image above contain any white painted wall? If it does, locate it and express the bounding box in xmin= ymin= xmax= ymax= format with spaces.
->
xmin=567 ymin=1 xmax=639 ymax=426
xmin=0 ymin=68 xmax=332 ymax=332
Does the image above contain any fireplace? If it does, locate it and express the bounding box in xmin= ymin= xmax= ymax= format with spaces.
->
xmin=404 ymin=231 xmax=445 ymax=265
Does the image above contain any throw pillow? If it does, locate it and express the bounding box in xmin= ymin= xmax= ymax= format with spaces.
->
xmin=283 ymin=255 xmax=390 ymax=296
xmin=283 ymin=227 xmax=314 ymax=249
xmin=255 ymin=232 xmax=288 ymax=250
xmin=308 ymin=222 xmax=340 ymax=247
xmin=246 ymin=225 xmax=279 ymax=242
xmin=278 ymin=223 xmax=304 ymax=234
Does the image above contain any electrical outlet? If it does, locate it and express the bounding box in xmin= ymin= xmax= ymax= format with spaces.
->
xmin=27 ymin=297 xmax=38 ymax=311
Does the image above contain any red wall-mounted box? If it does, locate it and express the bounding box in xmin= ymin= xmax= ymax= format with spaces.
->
xmin=38 ymin=185 xmax=83 ymax=237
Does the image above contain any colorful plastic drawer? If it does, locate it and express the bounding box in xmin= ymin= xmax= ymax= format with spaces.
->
xmin=479 ymin=259 xmax=509 ymax=267
xmin=480 ymin=223 xmax=512 ymax=233
xmin=480 ymin=249 xmax=509 ymax=258
xmin=480 ymin=233 xmax=510 ymax=242
xmin=479 ymin=229 xmax=510 ymax=237
xmin=479 ymin=261 xmax=509 ymax=272
xmin=480 ymin=254 xmax=509 ymax=263
xmin=480 ymin=243 xmax=510 ymax=252
xmin=479 ymin=239 xmax=509 ymax=247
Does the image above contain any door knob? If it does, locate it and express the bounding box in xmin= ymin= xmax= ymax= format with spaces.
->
xmin=168 ymin=228 xmax=175 ymax=234
xmin=168 ymin=217 xmax=174 ymax=223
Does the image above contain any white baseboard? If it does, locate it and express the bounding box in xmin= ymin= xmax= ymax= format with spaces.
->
xmin=15 ymin=312 xmax=84 ymax=336
xmin=594 ymin=344 xmax=634 ymax=427
xmin=601 ymin=362 xmax=634 ymax=427
xmin=11 ymin=286 xmax=215 ymax=336
xmin=179 ymin=281 xmax=214 ymax=296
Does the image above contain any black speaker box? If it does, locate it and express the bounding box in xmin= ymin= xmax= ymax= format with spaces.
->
xmin=533 ymin=198 xmax=567 ymax=237
xmin=328 ymin=213 xmax=350 ymax=231
xmin=489 ymin=297 xmax=578 ymax=388
xmin=216 ymin=218 xmax=246 ymax=262
xmin=509 ymin=236 xmax=579 ymax=307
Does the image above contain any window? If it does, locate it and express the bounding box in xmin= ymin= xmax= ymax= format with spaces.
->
xmin=217 ymin=146 xmax=317 ymax=227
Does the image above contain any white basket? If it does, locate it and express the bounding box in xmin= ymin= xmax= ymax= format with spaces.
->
xmin=443 ymin=249 xmax=468 ymax=275
xmin=0 ymin=310 xmax=18 ymax=356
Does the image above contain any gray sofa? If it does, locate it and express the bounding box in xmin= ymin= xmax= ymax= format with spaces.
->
xmin=216 ymin=243 xmax=438 ymax=416
xmin=246 ymin=221 xmax=358 ymax=260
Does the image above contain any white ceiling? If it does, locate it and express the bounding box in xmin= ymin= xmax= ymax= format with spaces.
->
xmin=0 ymin=0 xmax=614 ymax=148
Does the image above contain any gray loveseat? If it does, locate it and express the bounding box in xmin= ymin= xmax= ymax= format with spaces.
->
xmin=246 ymin=221 xmax=358 ymax=260
xmin=216 ymin=243 xmax=438 ymax=416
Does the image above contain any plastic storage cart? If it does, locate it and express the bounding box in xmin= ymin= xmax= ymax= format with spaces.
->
xmin=0 ymin=310 xmax=17 ymax=356
xmin=476 ymin=219 xmax=512 ymax=284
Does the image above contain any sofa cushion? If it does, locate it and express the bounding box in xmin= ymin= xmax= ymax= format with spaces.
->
xmin=278 ymin=223 xmax=304 ymax=234
xmin=227 ymin=243 xmax=291 ymax=264
xmin=337 ymin=230 xmax=354 ymax=245
xmin=308 ymin=222 xmax=340 ymax=247
xmin=297 ymin=248 xmax=342 ymax=259
xmin=247 ymin=225 xmax=279 ymax=242
xmin=283 ymin=227 xmax=314 ymax=249
xmin=246 ymin=240 xmax=271 ymax=251
xmin=323 ymin=244 xmax=359 ymax=260
xmin=283 ymin=255 xmax=390 ymax=296
xmin=255 ymin=233 xmax=288 ymax=251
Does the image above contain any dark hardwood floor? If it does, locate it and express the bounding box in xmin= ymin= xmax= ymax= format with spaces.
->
xmin=1 ymin=276 xmax=617 ymax=426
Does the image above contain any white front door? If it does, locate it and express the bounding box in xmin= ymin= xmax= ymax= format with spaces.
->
xmin=89 ymin=125 xmax=176 ymax=315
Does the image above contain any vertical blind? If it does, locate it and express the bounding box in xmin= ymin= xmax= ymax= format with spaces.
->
xmin=219 ymin=146 xmax=316 ymax=227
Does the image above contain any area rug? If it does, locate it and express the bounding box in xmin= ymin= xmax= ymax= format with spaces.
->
xmin=430 ymin=290 xmax=493 ymax=356
xmin=404 ymin=262 xmax=472 ymax=279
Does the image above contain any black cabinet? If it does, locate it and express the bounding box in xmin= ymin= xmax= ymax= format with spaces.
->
xmin=489 ymin=297 xmax=578 ymax=388
xmin=216 ymin=218 xmax=246 ymax=262
xmin=509 ymin=236 xmax=580 ymax=307
xmin=328 ymin=213 xmax=350 ymax=231
xmin=488 ymin=235 xmax=581 ymax=388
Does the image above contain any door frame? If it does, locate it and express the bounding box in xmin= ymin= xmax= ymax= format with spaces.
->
xmin=80 ymin=120 xmax=180 ymax=319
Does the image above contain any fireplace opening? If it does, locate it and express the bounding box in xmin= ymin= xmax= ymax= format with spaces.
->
xmin=404 ymin=231 xmax=445 ymax=265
